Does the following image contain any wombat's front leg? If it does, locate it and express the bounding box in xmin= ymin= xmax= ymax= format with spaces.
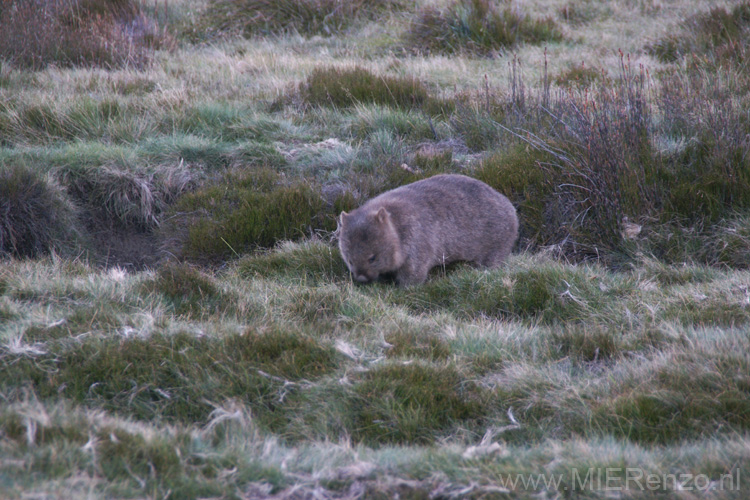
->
xmin=395 ymin=261 xmax=430 ymax=287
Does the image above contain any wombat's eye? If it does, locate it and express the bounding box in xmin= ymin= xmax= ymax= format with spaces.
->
xmin=368 ymin=254 xmax=377 ymax=263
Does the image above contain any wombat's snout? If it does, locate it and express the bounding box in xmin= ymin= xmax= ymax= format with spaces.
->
xmin=353 ymin=271 xmax=375 ymax=283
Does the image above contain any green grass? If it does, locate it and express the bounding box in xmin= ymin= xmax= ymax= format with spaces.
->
xmin=646 ymin=2 xmax=750 ymax=68
xmin=0 ymin=164 xmax=82 ymax=258
xmin=2 ymin=249 xmax=750 ymax=497
xmin=2 ymin=0 xmax=750 ymax=497
xmin=161 ymin=170 xmax=341 ymax=262
xmin=189 ymin=0 xmax=407 ymax=39
xmin=406 ymin=0 xmax=564 ymax=55
xmin=351 ymin=362 xmax=491 ymax=445
xmin=0 ymin=0 xmax=173 ymax=70
xmin=301 ymin=66 xmax=432 ymax=110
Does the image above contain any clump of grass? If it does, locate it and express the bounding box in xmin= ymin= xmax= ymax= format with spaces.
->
xmin=711 ymin=216 xmax=750 ymax=268
xmin=448 ymin=103 xmax=503 ymax=151
xmin=63 ymin=162 xmax=195 ymax=228
xmin=161 ymin=168 xmax=341 ymax=263
xmin=474 ymin=145 xmax=557 ymax=246
xmin=554 ymin=63 xmax=608 ymax=89
xmin=96 ymin=425 xmax=181 ymax=484
xmin=0 ymin=165 xmax=81 ymax=258
xmin=283 ymin=287 xmax=350 ymax=327
xmin=23 ymin=305 xmax=123 ymax=342
xmin=5 ymin=97 xmax=158 ymax=145
xmin=226 ymin=328 xmax=339 ymax=380
xmin=398 ymin=258 xmax=623 ymax=325
xmin=596 ymin=349 xmax=750 ymax=443
xmin=192 ymin=0 xmax=406 ymax=39
xmin=646 ymin=3 xmax=750 ymax=67
xmin=410 ymin=145 xmax=455 ymax=173
xmin=406 ymin=0 xmax=564 ymax=56
xmin=665 ymin=293 xmax=750 ymax=327
xmin=551 ymin=325 xmax=619 ymax=363
xmin=385 ymin=329 xmax=451 ymax=361
xmin=549 ymin=323 xmax=671 ymax=363
xmin=351 ymin=363 xmax=490 ymax=445
xmin=110 ymin=75 xmax=157 ymax=96
xmin=141 ymin=263 xmax=236 ymax=318
xmin=302 ymin=66 xmax=431 ymax=111
xmin=162 ymin=104 xmax=295 ymax=144
xmin=16 ymin=103 xmax=73 ymax=142
xmin=376 ymin=145 xmax=458 ymax=189
xmin=635 ymin=256 xmax=718 ymax=286
xmin=1 ymin=329 xmax=339 ymax=426
xmin=0 ymin=400 xmax=289 ymax=497
xmin=347 ymin=106 xmax=439 ymax=145
xmin=140 ymin=134 xmax=284 ymax=173
xmin=558 ymin=0 xmax=607 ymax=25
xmin=656 ymin=76 xmax=750 ymax=225
xmin=0 ymin=0 xmax=173 ymax=70
xmin=238 ymin=240 xmax=349 ymax=284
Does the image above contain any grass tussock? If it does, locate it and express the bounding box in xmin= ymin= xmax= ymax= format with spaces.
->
xmin=0 ymin=165 xmax=80 ymax=258
xmin=1 ymin=329 xmax=340 ymax=427
xmin=161 ymin=168 xmax=347 ymax=263
xmin=7 ymin=98 xmax=139 ymax=145
xmin=0 ymin=399 xmax=288 ymax=498
xmin=385 ymin=329 xmax=451 ymax=361
xmin=351 ymin=363 xmax=490 ymax=445
xmin=597 ymin=349 xmax=750 ymax=443
xmin=238 ymin=240 xmax=349 ymax=284
xmin=192 ymin=0 xmax=406 ymax=39
xmin=64 ymin=162 xmax=195 ymax=228
xmin=474 ymin=145 xmax=556 ymax=246
xmin=646 ymin=2 xmax=750 ymax=68
xmin=141 ymin=262 xmax=237 ymax=318
xmin=0 ymin=0 xmax=173 ymax=70
xmin=558 ymin=0 xmax=608 ymax=25
xmin=406 ymin=0 xmax=564 ymax=55
xmin=302 ymin=66 xmax=432 ymax=111
xmin=554 ymin=62 xmax=608 ymax=89
xmin=399 ymin=258 xmax=625 ymax=325
xmin=23 ymin=305 xmax=123 ymax=343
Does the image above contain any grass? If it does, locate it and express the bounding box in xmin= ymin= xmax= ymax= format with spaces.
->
xmin=2 ymin=0 xmax=750 ymax=497
xmin=301 ymin=66 xmax=432 ymax=111
xmin=2 ymin=250 xmax=750 ymax=497
xmin=406 ymin=0 xmax=564 ymax=56
xmin=646 ymin=2 xmax=750 ymax=68
xmin=188 ymin=0 xmax=407 ymax=39
xmin=0 ymin=165 xmax=81 ymax=258
xmin=0 ymin=0 xmax=173 ymax=70
xmin=351 ymin=362 xmax=491 ymax=445
xmin=160 ymin=169 xmax=343 ymax=262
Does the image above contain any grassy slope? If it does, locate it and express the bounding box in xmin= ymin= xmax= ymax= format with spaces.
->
xmin=1 ymin=248 xmax=749 ymax=498
xmin=1 ymin=0 xmax=749 ymax=498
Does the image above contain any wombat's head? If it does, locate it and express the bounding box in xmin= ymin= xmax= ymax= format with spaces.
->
xmin=338 ymin=207 xmax=404 ymax=284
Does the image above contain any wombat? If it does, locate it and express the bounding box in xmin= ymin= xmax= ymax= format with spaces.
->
xmin=338 ymin=174 xmax=518 ymax=286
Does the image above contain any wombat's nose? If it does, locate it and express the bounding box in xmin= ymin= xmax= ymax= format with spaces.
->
xmin=355 ymin=274 xmax=370 ymax=283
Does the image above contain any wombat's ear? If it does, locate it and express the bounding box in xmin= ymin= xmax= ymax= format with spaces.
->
xmin=338 ymin=211 xmax=349 ymax=226
xmin=375 ymin=207 xmax=390 ymax=225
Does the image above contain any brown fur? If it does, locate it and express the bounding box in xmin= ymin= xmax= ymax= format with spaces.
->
xmin=338 ymin=174 xmax=518 ymax=286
